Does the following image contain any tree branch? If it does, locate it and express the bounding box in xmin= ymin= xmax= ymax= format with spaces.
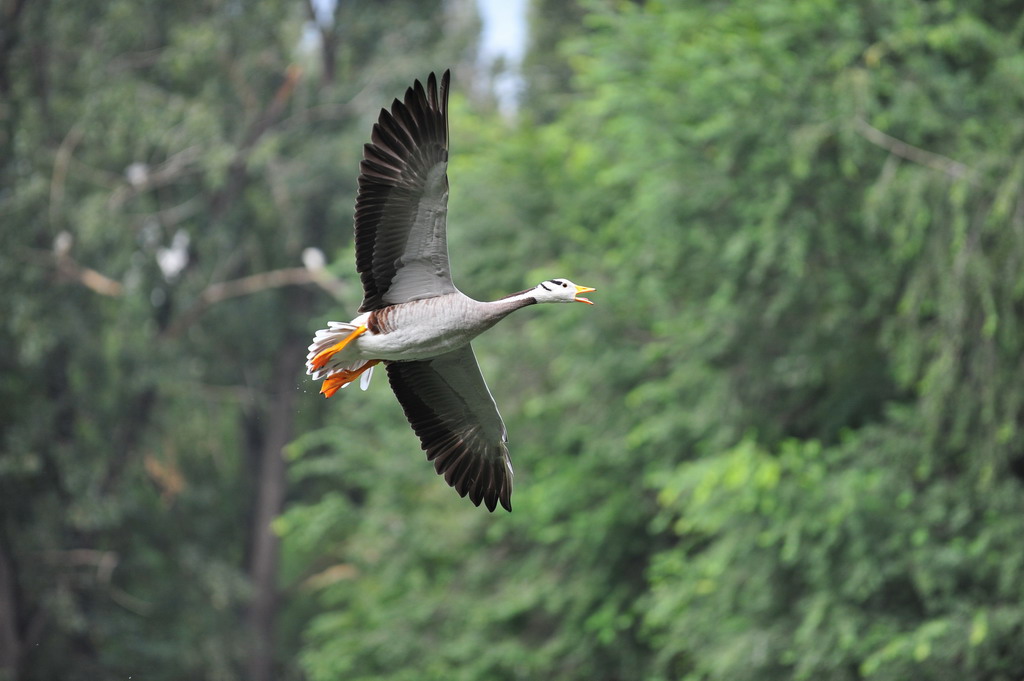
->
xmin=108 ymin=144 xmax=205 ymax=209
xmin=211 ymin=64 xmax=302 ymax=217
xmin=162 ymin=265 xmax=346 ymax=339
xmin=853 ymin=117 xmax=978 ymax=185
xmin=50 ymin=233 xmax=124 ymax=297
xmin=49 ymin=124 xmax=83 ymax=228
xmin=39 ymin=236 xmax=346 ymax=324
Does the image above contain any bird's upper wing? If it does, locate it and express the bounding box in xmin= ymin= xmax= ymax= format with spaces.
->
xmin=386 ymin=344 xmax=513 ymax=512
xmin=355 ymin=70 xmax=456 ymax=312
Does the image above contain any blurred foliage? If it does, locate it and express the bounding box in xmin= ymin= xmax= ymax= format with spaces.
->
xmin=1 ymin=0 xmax=474 ymax=680
xmin=3 ymin=0 xmax=1024 ymax=680
xmin=519 ymin=0 xmax=588 ymax=122
xmin=285 ymin=0 xmax=1024 ymax=679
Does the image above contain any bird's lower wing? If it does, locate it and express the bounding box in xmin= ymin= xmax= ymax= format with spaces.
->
xmin=386 ymin=345 xmax=513 ymax=512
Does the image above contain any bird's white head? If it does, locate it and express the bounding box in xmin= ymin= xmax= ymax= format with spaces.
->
xmin=532 ymin=278 xmax=596 ymax=304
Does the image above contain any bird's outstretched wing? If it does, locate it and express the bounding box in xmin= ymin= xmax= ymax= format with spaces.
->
xmin=355 ymin=70 xmax=456 ymax=312
xmin=386 ymin=345 xmax=513 ymax=512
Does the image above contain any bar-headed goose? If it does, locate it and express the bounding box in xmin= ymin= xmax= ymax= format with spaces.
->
xmin=306 ymin=71 xmax=594 ymax=512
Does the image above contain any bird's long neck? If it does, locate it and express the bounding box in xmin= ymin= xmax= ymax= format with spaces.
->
xmin=480 ymin=289 xmax=537 ymax=322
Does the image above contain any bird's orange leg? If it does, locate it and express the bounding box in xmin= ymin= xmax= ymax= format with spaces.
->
xmin=320 ymin=360 xmax=380 ymax=398
xmin=310 ymin=324 xmax=368 ymax=372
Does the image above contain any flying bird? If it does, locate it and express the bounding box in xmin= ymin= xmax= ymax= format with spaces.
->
xmin=306 ymin=70 xmax=594 ymax=512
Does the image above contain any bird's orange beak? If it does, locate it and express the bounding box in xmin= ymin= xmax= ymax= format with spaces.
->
xmin=574 ymin=285 xmax=596 ymax=305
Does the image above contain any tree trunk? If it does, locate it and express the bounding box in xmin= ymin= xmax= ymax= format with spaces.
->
xmin=245 ymin=339 xmax=302 ymax=681
xmin=0 ymin=537 xmax=19 ymax=681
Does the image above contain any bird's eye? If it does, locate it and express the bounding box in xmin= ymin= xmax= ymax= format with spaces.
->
xmin=562 ymin=282 xmax=568 ymax=288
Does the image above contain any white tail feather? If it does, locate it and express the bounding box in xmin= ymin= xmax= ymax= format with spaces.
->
xmin=306 ymin=322 xmax=362 ymax=380
xmin=359 ymin=364 xmax=375 ymax=391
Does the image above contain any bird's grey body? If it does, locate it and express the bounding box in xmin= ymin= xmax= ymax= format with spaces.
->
xmin=317 ymin=294 xmax=532 ymax=365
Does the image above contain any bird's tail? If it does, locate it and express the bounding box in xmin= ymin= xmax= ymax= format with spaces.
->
xmin=306 ymin=322 xmax=378 ymax=397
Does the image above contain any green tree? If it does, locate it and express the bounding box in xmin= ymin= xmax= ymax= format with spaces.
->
xmin=283 ymin=1 xmax=1024 ymax=680
xmin=568 ymin=1 xmax=1024 ymax=679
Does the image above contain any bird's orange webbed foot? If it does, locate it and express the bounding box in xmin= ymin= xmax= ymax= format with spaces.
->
xmin=320 ymin=360 xmax=380 ymax=398
xmin=310 ymin=324 xmax=368 ymax=372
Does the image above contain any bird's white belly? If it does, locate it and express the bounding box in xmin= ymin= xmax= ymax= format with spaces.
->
xmin=349 ymin=296 xmax=496 ymax=361
xmin=357 ymin=323 xmax=476 ymax=360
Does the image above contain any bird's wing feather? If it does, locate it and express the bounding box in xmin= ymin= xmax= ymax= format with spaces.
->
xmin=355 ymin=70 xmax=456 ymax=311
xmin=386 ymin=344 xmax=513 ymax=512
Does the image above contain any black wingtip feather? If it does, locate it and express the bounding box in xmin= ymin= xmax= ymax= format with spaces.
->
xmin=354 ymin=71 xmax=452 ymax=312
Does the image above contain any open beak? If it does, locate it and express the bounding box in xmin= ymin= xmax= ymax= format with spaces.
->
xmin=574 ymin=285 xmax=596 ymax=305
